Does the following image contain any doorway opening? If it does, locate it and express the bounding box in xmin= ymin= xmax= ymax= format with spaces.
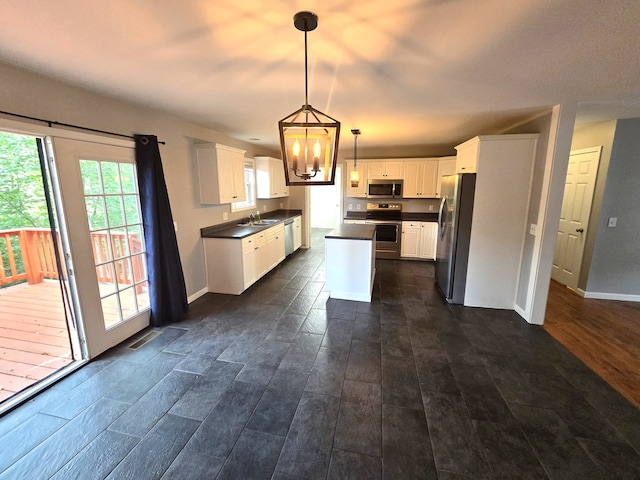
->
xmin=310 ymin=166 xmax=342 ymax=228
xmin=0 ymin=132 xmax=81 ymax=409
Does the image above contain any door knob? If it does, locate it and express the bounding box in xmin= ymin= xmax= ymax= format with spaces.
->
xmin=576 ymin=228 xmax=584 ymax=233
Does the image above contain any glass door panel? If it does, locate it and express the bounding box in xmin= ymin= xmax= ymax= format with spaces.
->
xmin=48 ymin=138 xmax=150 ymax=358
xmin=79 ymin=159 xmax=149 ymax=329
xmin=0 ymin=131 xmax=82 ymax=412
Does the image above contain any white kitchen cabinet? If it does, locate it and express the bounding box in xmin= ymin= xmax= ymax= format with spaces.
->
xmin=293 ymin=216 xmax=302 ymax=250
xmin=419 ymin=222 xmax=438 ymax=260
xmin=455 ymin=134 xmax=539 ymax=309
xmin=436 ymin=156 xmax=456 ymax=197
xmin=265 ymin=223 xmax=285 ymax=271
xmin=345 ymin=160 xmax=368 ymax=198
xmin=255 ymin=156 xmax=289 ymax=199
xmin=204 ymin=223 xmax=287 ymax=295
xmin=196 ymin=143 xmax=246 ymax=204
xmin=242 ymin=233 xmax=263 ymax=289
xmin=401 ymin=221 xmax=437 ymax=259
xmin=455 ymin=142 xmax=479 ymax=174
xmin=401 ymin=221 xmax=421 ymax=258
xmin=367 ymin=160 xmax=404 ymax=179
xmin=403 ymin=158 xmax=439 ymax=198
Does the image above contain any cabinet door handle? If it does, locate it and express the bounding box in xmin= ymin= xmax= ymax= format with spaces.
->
xmin=576 ymin=228 xmax=584 ymax=233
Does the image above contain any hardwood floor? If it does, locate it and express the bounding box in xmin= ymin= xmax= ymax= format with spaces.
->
xmin=544 ymin=279 xmax=640 ymax=408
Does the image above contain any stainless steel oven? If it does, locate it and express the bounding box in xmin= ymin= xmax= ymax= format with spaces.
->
xmin=366 ymin=202 xmax=402 ymax=259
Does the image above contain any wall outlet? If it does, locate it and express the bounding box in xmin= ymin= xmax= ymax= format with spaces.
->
xmin=279 ymin=202 xmax=283 ymax=208
xmin=608 ymin=217 xmax=617 ymax=227
xmin=263 ymin=204 xmax=267 ymax=212
xmin=529 ymin=223 xmax=537 ymax=235
xmin=348 ymin=204 xmax=353 ymax=210
xmin=356 ymin=204 xmax=361 ymax=210
xmin=222 ymin=212 xmax=228 ymax=220
xmin=428 ymin=204 xmax=434 ymax=211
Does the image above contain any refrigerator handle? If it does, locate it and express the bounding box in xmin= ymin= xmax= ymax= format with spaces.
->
xmin=438 ymin=195 xmax=447 ymax=241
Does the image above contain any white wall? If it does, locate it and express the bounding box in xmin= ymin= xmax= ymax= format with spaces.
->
xmin=0 ymin=61 xmax=283 ymax=300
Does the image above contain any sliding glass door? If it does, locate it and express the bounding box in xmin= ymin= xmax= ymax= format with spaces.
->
xmin=0 ymin=131 xmax=80 ymax=409
xmin=46 ymin=138 xmax=149 ymax=358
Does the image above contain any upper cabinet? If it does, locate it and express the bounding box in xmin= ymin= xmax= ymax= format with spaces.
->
xmin=256 ymin=156 xmax=289 ymax=199
xmin=436 ymin=156 xmax=456 ymax=197
xmin=345 ymin=160 xmax=368 ymax=198
xmin=196 ymin=143 xmax=246 ymax=204
xmin=367 ymin=160 xmax=404 ymax=179
xmin=455 ymin=141 xmax=479 ymax=173
xmin=403 ymin=158 xmax=439 ymax=198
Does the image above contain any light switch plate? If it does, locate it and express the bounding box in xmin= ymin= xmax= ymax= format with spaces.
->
xmin=608 ymin=217 xmax=617 ymax=227
xmin=529 ymin=223 xmax=537 ymax=235
xmin=173 ymin=221 xmax=178 ymax=232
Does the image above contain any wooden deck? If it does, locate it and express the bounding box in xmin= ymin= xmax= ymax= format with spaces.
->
xmin=0 ymin=281 xmax=74 ymax=402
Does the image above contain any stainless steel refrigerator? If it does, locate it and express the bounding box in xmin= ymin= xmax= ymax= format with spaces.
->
xmin=435 ymin=173 xmax=476 ymax=304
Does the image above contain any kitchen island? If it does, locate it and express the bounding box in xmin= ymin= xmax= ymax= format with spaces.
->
xmin=325 ymin=224 xmax=376 ymax=302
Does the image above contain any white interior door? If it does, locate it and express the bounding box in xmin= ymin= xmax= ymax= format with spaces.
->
xmin=552 ymin=147 xmax=601 ymax=290
xmin=310 ymin=166 xmax=342 ymax=228
xmin=47 ymin=138 xmax=150 ymax=357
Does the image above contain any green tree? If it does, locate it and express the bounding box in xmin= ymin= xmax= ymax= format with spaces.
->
xmin=0 ymin=132 xmax=50 ymax=230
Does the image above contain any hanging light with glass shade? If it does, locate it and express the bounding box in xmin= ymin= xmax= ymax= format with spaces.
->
xmin=278 ymin=11 xmax=340 ymax=186
xmin=350 ymin=129 xmax=361 ymax=187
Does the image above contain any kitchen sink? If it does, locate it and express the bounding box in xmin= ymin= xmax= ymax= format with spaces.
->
xmin=236 ymin=219 xmax=280 ymax=227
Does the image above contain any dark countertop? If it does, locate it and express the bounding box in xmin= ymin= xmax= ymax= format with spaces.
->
xmin=343 ymin=211 xmax=439 ymax=222
xmin=401 ymin=212 xmax=439 ymax=222
xmin=201 ymin=209 xmax=302 ymax=239
xmin=325 ymin=224 xmax=376 ymax=241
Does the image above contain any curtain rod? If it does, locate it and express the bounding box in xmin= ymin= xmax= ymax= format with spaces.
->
xmin=0 ymin=109 xmax=166 ymax=145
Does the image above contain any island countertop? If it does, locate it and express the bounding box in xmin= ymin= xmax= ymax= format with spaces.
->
xmin=325 ymin=224 xmax=376 ymax=241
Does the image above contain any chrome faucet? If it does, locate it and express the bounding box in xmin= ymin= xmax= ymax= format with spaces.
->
xmin=249 ymin=212 xmax=255 ymax=224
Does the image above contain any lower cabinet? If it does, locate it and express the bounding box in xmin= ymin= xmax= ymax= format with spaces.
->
xmin=419 ymin=222 xmax=437 ymax=260
xmin=401 ymin=221 xmax=437 ymax=260
xmin=204 ymin=223 xmax=286 ymax=295
xmin=293 ymin=216 xmax=302 ymax=251
xmin=401 ymin=222 xmax=421 ymax=257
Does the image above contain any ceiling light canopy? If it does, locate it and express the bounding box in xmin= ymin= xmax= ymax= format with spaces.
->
xmin=279 ymin=11 xmax=340 ymax=186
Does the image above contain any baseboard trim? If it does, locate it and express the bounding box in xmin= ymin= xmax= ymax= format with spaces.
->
xmin=578 ymin=289 xmax=640 ymax=302
xmin=188 ymin=287 xmax=208 ymax=304
xmin=515 ymin=305 xmax=530 ymax=323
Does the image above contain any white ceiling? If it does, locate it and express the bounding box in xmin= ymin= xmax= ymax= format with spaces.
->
xmin=2 ymin=0 xmax=640 ymax=152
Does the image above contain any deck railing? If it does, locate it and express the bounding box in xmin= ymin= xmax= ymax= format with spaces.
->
xmin=0 ymin=228 xmax=144 ymax=288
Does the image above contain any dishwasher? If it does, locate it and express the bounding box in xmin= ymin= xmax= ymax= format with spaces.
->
xmin=284 ymin=218 xmax=294 ymax=256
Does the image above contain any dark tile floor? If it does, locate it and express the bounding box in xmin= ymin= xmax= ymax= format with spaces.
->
xmin=2 ymin=229 xmax=640 ymax=479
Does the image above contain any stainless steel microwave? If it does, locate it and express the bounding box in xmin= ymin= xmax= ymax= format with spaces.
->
xmin=367 ymin=179 xmax=403 ymax=198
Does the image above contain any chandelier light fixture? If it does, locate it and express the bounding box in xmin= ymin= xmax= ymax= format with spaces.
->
xmin=350 ymin=129 xmax=361 ymax=187
xmin=278 ymin=11 xmax=340 ymax=186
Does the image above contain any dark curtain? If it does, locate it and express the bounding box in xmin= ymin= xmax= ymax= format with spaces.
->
xmin=135 ymin=135 xmax=188 ymax=326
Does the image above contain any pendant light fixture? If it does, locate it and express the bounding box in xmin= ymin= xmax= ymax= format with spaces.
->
xmin=278 ymin=11 xmax=340 ymax=186
xmin=350 ymin=129 xmax=361 ymax=187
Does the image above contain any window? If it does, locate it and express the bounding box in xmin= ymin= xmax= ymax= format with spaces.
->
xmin=231 ymin=158 xmax=256 ymax=212
xmin=79 ymin=159 xmax=149 ymax=328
